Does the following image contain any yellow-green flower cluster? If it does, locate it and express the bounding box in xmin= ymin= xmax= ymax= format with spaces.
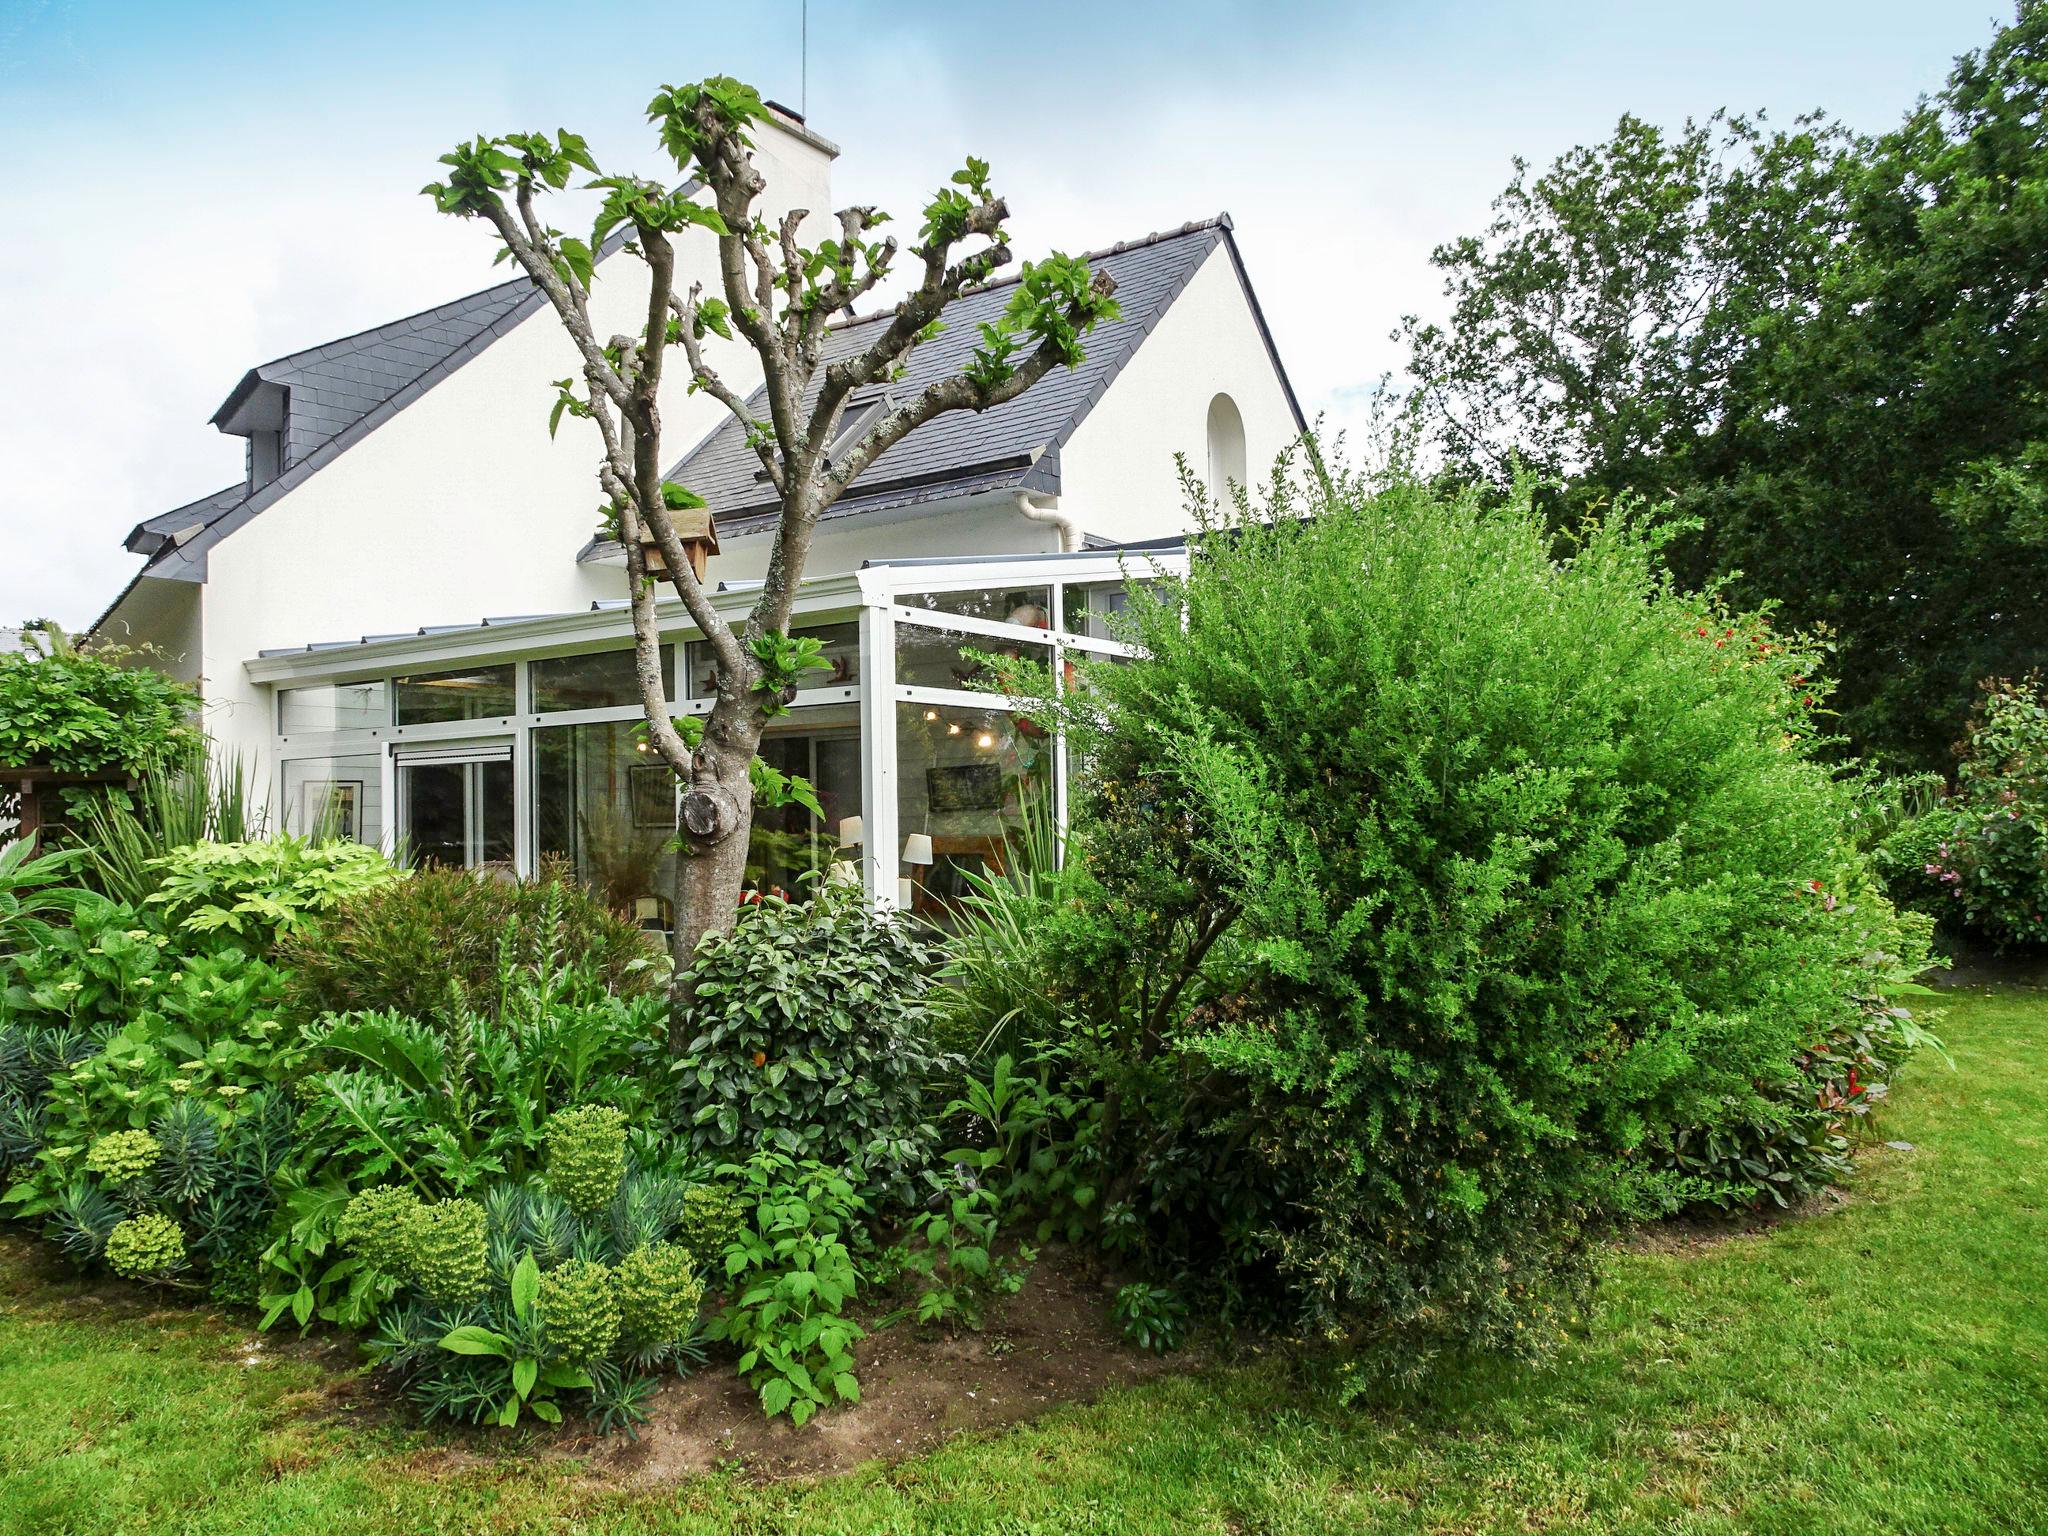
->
xmin=336 ymin=1185 xmax=423 ymax=1275
xmin=615 ymin=1243 xmax=703 ymax=1354
xmin=105 ymin=1212 xmax=185 ymax=1277
xmin=398 ymin=1198 xmax=488 ymax=1303
xmin=676 ymin=1183 xmax=743 ymax=1260
xmin=542 ymin=1105 xmax=628 ymax=1215
xmin=85 ymin=1130 xmax=160 ymax=1186
xmin=538 ymin=1258 xmax=621 ymax=1363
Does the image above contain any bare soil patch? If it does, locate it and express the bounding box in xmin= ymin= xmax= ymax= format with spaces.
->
xmin=567 ymin=1245 xmax=1188 ymax=1485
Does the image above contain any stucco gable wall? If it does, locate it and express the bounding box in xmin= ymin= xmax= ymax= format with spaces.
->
xmin=1053 ymin=244 xmax=1300 ymax=545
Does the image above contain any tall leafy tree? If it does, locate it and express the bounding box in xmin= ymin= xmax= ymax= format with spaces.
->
xmin=424 ymin=79 xmax=1118 ymax=1004
xmin=1397 ymin=4 xmax=2048 ymax=768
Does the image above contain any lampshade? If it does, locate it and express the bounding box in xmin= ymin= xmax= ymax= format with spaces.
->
xmin=896 ymin=876 xmax=916 ymax=909
xmin=902 ymin=833 xmax=934 ymax=866
xmin=837 ymin=814 xmax=864 ymax=849
xmin=825 ymin=860 xmax=861 ymax=888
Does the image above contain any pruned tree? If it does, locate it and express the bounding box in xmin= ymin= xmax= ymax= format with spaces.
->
xmin=423 ymin=77 xmax=1119 ymax=1009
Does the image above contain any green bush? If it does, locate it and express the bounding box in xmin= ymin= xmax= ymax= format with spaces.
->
xmin=337 ymin=1185 xmax=422 ymax=1273
xmin=0 ymin=891 xmax=168 ymax=1032
xmin=281 ymin=858 xmax=662 ymax=1025
xmin=355 ymin=1167 xmax=711 ymax=1429
xmin=0 ymin=632 xmax=199 ymax=779
xmin=1910 ymin=676 xmax=2048 ymax=949
xmin=145 ymin=837 xmax=400 ymax=955
xmin=675 ymin=1181 xmax=744 ymax=1261
xmin=292 ymin=974 xmax=667 ymax=1202
xmin=710 ymin=1153 xmax=866 ymax=1425
xmin=672 ymin=881 xmax=950 ymax=1206
xmin=1012 ymin=475 xmax=1933 ymax=1361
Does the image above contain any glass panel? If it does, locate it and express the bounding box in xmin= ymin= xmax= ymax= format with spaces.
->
xmin=393 ymin=664 xmax=515 ymax=724
xmin=895 ymin=702 xmax=1053 ymax=921
xmin=685 ymin=622 xmax=860 ymax=698
xmin=901 ymin=585 xmax=1052 ymax=627
xmin=534 ymin=721 xmax=677 ymax=928
xmin=1060 ymin=579 xmax=1139 ymax=641
xmin=280 ymin=754 xmax=382 ymax=844
xmin=279 ymin=680 xmax=388 ymax=733
xmin=746 ymin=728 xmax=863 ymax=897
xmin=896 ymin=623 xmax=1052 ymax=693
xmin=399 ymin=758 xmax=513 ymax=869
xmin=531 ymin=647 xmax=671 ymax=714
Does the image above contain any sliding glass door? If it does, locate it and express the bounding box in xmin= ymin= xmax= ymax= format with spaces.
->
xmin=395 ymin=743 xmax=514 ymax=870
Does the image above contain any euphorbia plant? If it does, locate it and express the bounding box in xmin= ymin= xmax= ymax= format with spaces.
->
xmin=423 ymin=78 xmax=1120 ymax=1023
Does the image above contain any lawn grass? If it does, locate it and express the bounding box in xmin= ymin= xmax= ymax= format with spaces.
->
xmin=3 ymin=980 xmax=2044 ymax=1535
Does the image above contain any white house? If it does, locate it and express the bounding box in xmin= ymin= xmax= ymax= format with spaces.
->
xmin=92 ymin=105 xmax=1304 ymax=918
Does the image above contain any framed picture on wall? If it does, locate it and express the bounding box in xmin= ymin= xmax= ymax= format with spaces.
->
xmin=927 ymin=762 xmax=1003 ymax=813
xmin=303 ymin=780 xmax=361 ymax=841
xmin=629 ymin=763 xmax=678 ymax=829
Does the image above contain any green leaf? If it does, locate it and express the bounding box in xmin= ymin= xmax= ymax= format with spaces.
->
xmin=439 ymin=1325 xmax=513 ymax=1358
xmin=510 ymin=1251 xmax=540 ymax=1318
xmin=513 ymin=1355 xmax=538 ymax=1400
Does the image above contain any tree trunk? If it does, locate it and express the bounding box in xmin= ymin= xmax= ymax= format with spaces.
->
xmin=665 ymin=693 xmax=766 ymax=1048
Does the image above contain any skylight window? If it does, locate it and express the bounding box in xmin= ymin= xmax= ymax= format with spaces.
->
xmin=827 ymin=395 xmax=889 ymax=462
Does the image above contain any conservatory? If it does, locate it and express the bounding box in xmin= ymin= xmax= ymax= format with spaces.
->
xmin=246 ymin=546 xmax=1180 ymax=923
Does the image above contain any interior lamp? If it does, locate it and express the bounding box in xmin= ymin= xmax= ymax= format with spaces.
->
xmin=837 ymin=814 xmax=864 ymax=849
xmin=901 ymin=833 xmax=934 ymax=866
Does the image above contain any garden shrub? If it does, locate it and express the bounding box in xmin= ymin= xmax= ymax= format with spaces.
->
xmin=0 ymin=891 xmax=168 ymax=1032
xmin=1907 ymin=675 xmax=2048 ymax=949
xmin=291 ymin=975 xmax=667 ymax=1200
xmin=350 ymin=1163 xmax=711 ymax=1428
xmin=85 ymin=1130 xmax=160 ymax=1186
xmin=709 ymin=1152 xmax=867 ymax=1425
xmin=144 ymin=837 xmax=400 ymax=956
xmin=672 ymin=880 xmax=950 ymax=1207
xmin=281 ymin=857 xmax=661 ymax=1025
xmin=1011 ymin=473 xmax=1934 ymax=1363
xmin=398 ymin=1198 xmax=490 ymax=1303
xmin=0 ymin=630 xmax=199 ymax=785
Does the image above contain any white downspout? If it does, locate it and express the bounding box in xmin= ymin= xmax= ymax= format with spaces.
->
xmin=1015 ymin=492 xmax=1082 ymax=553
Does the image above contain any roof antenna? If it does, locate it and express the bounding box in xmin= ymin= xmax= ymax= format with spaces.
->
xmin=801 ymin=0 xmax=808 ymax=121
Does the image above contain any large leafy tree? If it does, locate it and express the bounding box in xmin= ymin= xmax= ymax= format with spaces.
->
xmin=1396 ymin=3 xmax=2048 ymax=768
xmin=424 ymin=79 xmax=1118 ymax=998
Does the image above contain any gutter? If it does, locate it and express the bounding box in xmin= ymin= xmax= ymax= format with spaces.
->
xmin=1015 ymin=492 xmax=1082 ymax=553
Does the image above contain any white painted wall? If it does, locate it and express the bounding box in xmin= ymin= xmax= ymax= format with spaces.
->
xmin=189 ymin=118 xmax=836 ymax=782
xmin=708 ymin=493 xmax=1062 ymax=586
xmin=1055 ymin=243 xmax=1300 ymax=545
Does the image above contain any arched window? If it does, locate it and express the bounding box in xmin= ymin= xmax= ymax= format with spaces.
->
xmin=1206 ymin=393 xmax=1247 ymax=493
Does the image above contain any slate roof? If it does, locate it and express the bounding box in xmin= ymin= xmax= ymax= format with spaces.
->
xmin=213 ymin=282 xmax=535 ymax=470
xmin=663 ymin=215 xmax=1303 ymax=533
xmin=99 ymin=208 xmax=1301 ymax=636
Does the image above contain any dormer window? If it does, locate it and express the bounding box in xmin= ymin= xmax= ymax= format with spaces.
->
xmin=828 ymin=395 xmax=889 ymax=462
xmin=759 ymin=395 xmax=889 ymax=483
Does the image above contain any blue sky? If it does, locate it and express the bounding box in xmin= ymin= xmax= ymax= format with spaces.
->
xmin=0 ymin=0 xmax=1999 ymax=626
